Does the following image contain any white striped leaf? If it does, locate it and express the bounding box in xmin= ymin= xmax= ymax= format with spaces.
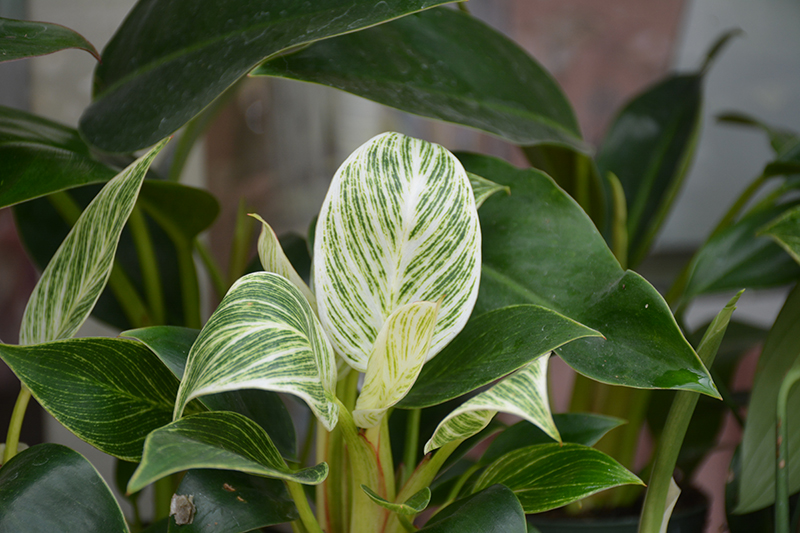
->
xmin=314 ymin=132 xmax=481 ymax=372
xmin=425 ymin=356 xmax=558 ymax=453
xmin=353 ymin=300 xmax=440 ymax=428
xmin=174 ymin=272 xmax=339 ymax=431
xmin=251 ymin=213 xmax=317 ymax=310
xmin=468 ymin=172 xmax=509 ymax=209
xmin=19 ymin=139 xmax=168 ymax=345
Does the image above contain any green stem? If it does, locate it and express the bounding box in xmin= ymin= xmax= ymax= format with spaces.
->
xmin=154 ymin=476 xmax=173 ymax=521
xmin=398 ymin=515 xmax=417 ymax=532
xmin=299 ymin=413 xmax=316 ymax=467
xmin=433 ymin=462 xmax=482 ymax=516
xmin=287 ymin=480 xmax=324 ymax=533
xmin=775 ymin=362 xmax=800 ymax=533
xmin=195 ymin=238 xmax=228 ymax=298
xmin=228 ymin=200 xmax=255 ymax=285
xmin=456 ymin=2 xmax=471 ymax=14
xmin=127 ymin=206 xmax=165 ymax=324
xmin=575 ymin=154 xmax=591 ymax=217
xmin=401 ymin=409 xmax=421 ymax=487
xmin=3 ymin=387 xmax=31 ymax=464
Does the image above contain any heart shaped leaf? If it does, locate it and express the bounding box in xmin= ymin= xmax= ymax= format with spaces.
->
xmin=314 ymin=132 xmax=481 ymax=372
xmin=0 ymin=17 xmax=99 ymax=63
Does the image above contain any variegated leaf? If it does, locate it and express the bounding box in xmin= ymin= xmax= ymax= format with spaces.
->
xmin=19 ymin=139 xmax=168 ymax=345
xmin=425 ymin=356 xmax=558 ymax=453
xmin=314 ymin=132 xmax=481 ymax=372
xmin=251 ymin=213 xmax=317 ymax=310
xmin=353 ymin=300 xmax=440 ymax=428
xmin=468 ymin=172 xmax=509 ymax=209
xmin=174 ymin=272 xmax=339 ymax=431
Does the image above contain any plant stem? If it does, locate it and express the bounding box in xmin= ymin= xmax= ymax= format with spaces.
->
xmin=401 ymin=409 xmax=421 ymax=487
xmin=127 ymin=206 xmax=165 ymax=324
xmin=195 ymin=238 xmax=228 ymax=298
xmin=775 ymin=362 xmax=800 ymax=533
xmin=287 ymin=480 xmax=324 ymax=533
xmin=3 ymin=387 xmax=31 ymax=464
xmin=153 ymin=476 xmax=173 ymax=521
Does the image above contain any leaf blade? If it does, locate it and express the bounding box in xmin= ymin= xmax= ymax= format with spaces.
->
xmin=0 ymin=17 xmax=99 ymax=62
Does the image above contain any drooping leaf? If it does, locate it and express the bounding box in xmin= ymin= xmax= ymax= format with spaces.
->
xmin=353 ymin=300 xmax=440 ymax=428
xmin=481 ymin=413 xmax=625 ymax=466
xmin=166 ymin=469 xmax=298 ymax=533
xmin=400 ymin=305 xmax=601 ymax=408
xmin=456 ymin=153 xmax=717 ymax=396
xmin=425 ymin=356 xmax=558 ymax=453
xmin=419 ymin=485 xmax=526 ymax=533
xmin=314 ymin=132 xmax=481 ymax=372
xmin=361 ymin=485 xmax=431 ymax=515
xmin=123 ymin=325 xmax=297 ymax=460
xmin=473 ymin=443 xmax=643 ymax=513
xmin=760 ymin=204 xmax=800 ymax=265
xmin=0 ymin=17 xmax=99 ymax=63
xmin=764 ymin=139 xmax=800 ymax=178
xmin=18 ymin=139 xmax=167 ymax=344
xmin=254 ymin=8 xmax=584 ymax=151
xmin=717 ymin=112 xmax=799 ymax=154
xmin=0 ymin=337 xmax=183 ymax=461
xmin=468 ymin=172 xmax=509 ymax=209
xmin=80 ymin=0 xmax=456 ymax=153
xmin=174 ymin=272 xmax=339 ymax=430
xmin=0 ymin=444 xmax=128 ymax=532
xmin=129 ymin=411 xmax=327 ymax=494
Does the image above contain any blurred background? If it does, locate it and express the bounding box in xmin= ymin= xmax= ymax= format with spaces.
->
xmin=2 ymin=0 xmax=799 ymax=530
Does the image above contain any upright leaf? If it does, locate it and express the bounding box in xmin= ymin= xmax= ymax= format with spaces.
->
xmin=174 ymin=272 xmax=339 ymax=431
xmin=0 ymin=444 xmax=128 ymax=533
xmin=314 ymin=132 xmax=481 ymax=372
xmin=254 ymin=8 xmax=585 ymax=151
xmin=80 ymin=0 xmax=456 ymax=152
xmin=0 ymin=17 xmax=99 ymax=62
xmin=419 ymin=485 xmax=526 ymax=533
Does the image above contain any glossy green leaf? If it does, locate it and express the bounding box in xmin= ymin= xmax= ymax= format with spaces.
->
xmin=0 ymin=444 xmax=128 ymax=532
xmin=481 ymin=413 xmax=625 ymax=466
xmin=419 ymin=485 xmax=526 ymax=533
xmin=362 ymin=485 xmax=430 ymax=515
xmin=175 ymin=272 xmax=339 ymax=430
xmin=682 ymin=202 xmax=800 ymax=302
xmin=0 ymin=17 xmax=99 ymax=63
xmin=129 ymin=411 xmax=327 ymax=493
xmin=468 ymin=172 xmax=509 ymax=209
xmin=457 ymin=153 xmax=717 ymax=396
xmin=354 ymin=300 xmax=440 ymax=428
xmin=123 ymin=325 xmax=297 ymax=460
xmin=166 ymin=469 xmax=297 ymax=532
xmin=425 ymin=356 xmax=558 ymax=453
xmin=80 ymin=0 xmax=455 ymax=153
xmin=737 ymin=284 xmax=800 ymax=513
xmin=0 ymin=337 xmax=182 ymax=461
xmin=473 ymin=443 xmax=643 ymax=513
xmin=19 ymin=139 xmax=166 ymax=344
xmin=400 ymin=305 xmax=601 ymax=408
xmin=761 ymin=204 xmax=800 ymax=265
xmin=314 ymin=132 xmax=481 ymax=372
xmin=0 ymin=106 xmax=116 ymax=209
xmin=254 ymin=8 xmax=584 ymax=151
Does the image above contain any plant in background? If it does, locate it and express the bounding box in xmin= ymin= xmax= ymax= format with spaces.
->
xmin=0 ymin=2 xmax=798 ymax=533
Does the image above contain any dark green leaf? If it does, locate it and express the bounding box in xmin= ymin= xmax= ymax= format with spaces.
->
xmin=764 ymin=139 xmax=800 ymax=178
xmin=458 ymin=153 xmax=717 ymax=396
xmin=761 ymin=204 xmax=800 ymax=265
xmin=167 ymin=469 xmax=297 ymax=532
xmin=419 ymin=485 xmax=526 ymax=533
xmin=717 ymin=112 xmax=799 ymax=154
xmin=0 ymin=17 xmax=99 ymax=62
xmin=279 ymin=232 xmax=312 ymax=284
xmin=474 ymin=443 xmax=643 ymax=513
xmin=362 ymin=485 xmax=430 ymax=515
xmin=115 ymin=459 xmax=142 ymax=503
xmin=128 ymin=411 xmax=327 ymax=493
xmin=400 ymin=305 xmax=601 ymax=408
xmin=0 ymin=444 xmax=128 ymax=532
xmin=0 ymin=338 xmax=183 ymax=461
xmin=141 ymin=519 xmax=169 ymax=533
xmin=481 ymin=414 xmax=625 ymax=466
xmin=123 ymin=325 xmax=297 ymax=461
xmin=254 ymin=8 xmax=584 ymax=151
xmin=80 ymin=0 xmax=456 ymax=152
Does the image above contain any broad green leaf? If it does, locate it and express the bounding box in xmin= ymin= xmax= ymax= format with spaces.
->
xmin=0 ymin=444 xmax=128 ymax=532
xmin=419 ymin=485 xmax=526 ymax=533
xmin=314 ymin=132 xmax=481 ymax=372
xmin=682 ymin=202 xmax=800 ymax=303
xmin=353 ymin=300 xmax=440 ymax=428
xmin=481 ymin=413 xmax=625 ymax=466
xmin=80 ymin=0 xmax=455 ymax=153
xmin=0 ymin=106 xmax=115 ymax=209
xmin=0 ymin=17 xmax=99 ymax=62
xmin=361 ymin=485 xmax=430 ymax=515
xmin=468 ymin=172 xmax=509 ymax=209
xmin=174 ymin=272 xmax=339 ymax=431
xmin=473 ymin=443 xmax=643 ymax=513
xmin=166 ymin=469 xmax=298 ymax=533
xmin=123 ymin=325 xmax=297 ymax=460
xmin=717 ymin=112 xmax=799 ymax=154
xmin=0 ymin=338 xmax=182 ymax=461
xmin=425 ymin=357 xmax=558 ymax=454
xmin=19 ymin=139 xmax=167 ymax=344
xmin=129 ymin=411 xmax=327 ymax=493
xmin=761 ymin=204 xmax=800 ymax=265
xmin=254 ymin=8 xmax=584 ymax=152
xmin=251 ymin=213 xmax=316 ymax=309
xmin=401 ymin=305 xmax=601 ymax=408
xmin=456 ymin=153 xmax=717 ymax=396
xmin=737 ymin=284 xmax=800 ymax=513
